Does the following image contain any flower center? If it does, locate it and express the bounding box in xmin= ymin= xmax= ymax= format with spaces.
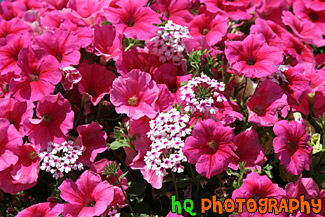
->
xmin=85 ymin=199 xmax=96 ymax=207
xmin=253 ymin=106 xmax=264 ymax=115
xmin=126 ymin=17 xmax=135 ymax=27
xmin=208 ymin=140 xmax=218 ymax=151
xmin=42 ymin=114 xmax=52 ymax=122
xmin=286 ymin=141 xmax=297 ymax=149
xmin=201 ymin=28 xmax=210 ymax=35
xmin=308 ymin=12 xmax=318 ymax=21
xmin=29 ymin=74 xmax=39 ymax=82
xmin=128 ymin=96 xmax=138 ymax=106
xmin=2 ymin=82 xmax=9 ymax=93
xmin=28 ymin=151 xmax=38 ymax=160
xmin=246 ymin=57 xmax=256 ymax=65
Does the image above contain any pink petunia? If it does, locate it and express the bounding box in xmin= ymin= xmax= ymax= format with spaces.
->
xmin=285 ymin=176 xmax=325 ymax=217
xmin=34 ymin=29 xmax=81 ymax=67
xmin=93 ymin=24 xmax=121 ymax=61
xmin=67 ymin=0 xmax=110 ymax=25
xmin=77 ymin=62 xmax=117 ymax=106
xmin=282 ymin=11 xmax=325 ymax=47
xmin=189 ymin=12 xmax=228 ymax=46
xmin=272 ymin=64 xmax=312 ymax=105
xmin=151 ymin=0 xmax=193 ymax=27
xmin=44 ymin=0 xmax=69 ymax=10
xmin=105 ymin=0 xmax=161 ymax=40
xmin=16 ymin=202 xmax=64 ymax=217
xmin=0 ymin=119 xmax=22 ymax=172
xmin=0 ymin=97 xmax=34 ymax=135
xmin=75 ymin=122 xmax=108 ymax=166
xmin=225 ymin=33 xmax=283 ymax=78
xmin=273 ymin=120 xmax=312 ymax=175
xmin=140 ymin=167 xmax=164 ymax=189
xmin=313 ymin=84 xmax=325 ymax=118
xmin=229 ymin=127 xmax=266 ymax=171
xmin=183 ymin=119 xmax=238 ymax=178
xmin=110 ymin=69 xmax=160 ymax=120
xmin=0 ymin=33 xmax=32 ymax=75
xmin=0 ymin=143 xmax=40 ymax=195
xmin=232 ymin=172 xmax=287 ymax=217
xmin=24 ymin=93 xmax=74 ymax=148
xmin=59 ymin=170 xmax=114 ymax=217
xmin=10 ymin=46 xmax=61 ymax=102
xmin=247 ymin=80 xmax=287 ymax=127
xmin=0 ymin=71 xmax=19 ymax=98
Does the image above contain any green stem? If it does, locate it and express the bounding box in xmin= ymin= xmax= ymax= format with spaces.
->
xmin=114 ymin=174 xmax=136 ymax=216
xmin=171 ymin=172 xmax=179 ymax=200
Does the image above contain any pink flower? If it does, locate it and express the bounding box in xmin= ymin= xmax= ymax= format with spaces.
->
xmin=59 ymin=170 xmax=114 ymax=217
xmin=24 ymin=93 xmax=74 ymax=148
xmin=282 ymin=11 xmax=325 ymax=47
xmin=0 ymin=119 xmax=22 ymax=172
xmin=247 ymin=80 xmax=287 ymax=127
xmin=275 ymin=64 xmax=312 ymax=105
xmin=0 ymin=34 xmax=32 ymax=74
xmin=16 ymin=202 xmax=64 ymax=217
xmin=60 ymin=66 xmax=82 ymax=91
xmin=0 ymin=71 xmax=19 ymax=98
xmin=0 ymin=18 xmax=29 ymax=46
xmin=285 ymin=177 xmax=325 ymax=216
xmin=0 ymin=97 xmax=34 ymax=135
xmin=105 ymin=0 xmax=161 ymax=40
xmin=93 ymin=24 xmax=121 ymax=61
xmin=0 ymin=143 xmax=39 ymax=195
xmin=183 ymin=119 xmax=238 ymax=178
xmin=151 ymin=0 xmax=193 ymax=27
xmin=255 ymin=0 xmax=290 ymax=26
xmin=75 ymin=122 xmax=108 ymax=166
xmin=273 ymin=120 xmax=312 ymax=176
xmin=140 ymin=167 xmax=164 ymax=189
xmin=225 ymin=34 xmax=283 ymax=78
xmin=200 ymin=0 xmax=253 ymax=20
xmin=313 ymin=84 xmax=325 ymax=118
xmin=110 ymin=69 xmax=160 ymax=120
xmin=10 ymin=46 xmax=61 ymax=102
xmin=77 ymin=62 xmax=117 ymax=106
xmin=34 ymin=29 xmax=81 ymax=67
xmin=189 ymin=12 xmax=228 ymax=46
xmin=229 ymin=127 xmax=266 ymax=171
xmin=232 ymin=172 xmax=287 ymax=217
xmin=44 ymin=0 xmax=69 ymax=10
xmin=67 ymin=0 xmax=109 ymax=25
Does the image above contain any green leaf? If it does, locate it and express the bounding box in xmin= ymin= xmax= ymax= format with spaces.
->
xmin=118 ymin=171 xmax=128 ymax=181
xmin=109 ymin=140 xmax=131 ymax=150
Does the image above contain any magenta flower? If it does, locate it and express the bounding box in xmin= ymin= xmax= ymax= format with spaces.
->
xmin=183 ymin=119 xmax=238 ymax=178
xmin=229 ymin=127 xmax=266 ymax=171
xmin=59 ymin=170 xmax=114 ymax=217
xmin=34 ymin=29 xmax=81 ymax=67
xmin=77 ymin=62 xmax=117 ymax=106
xmin=0 ymin=18 xmax=29 ymax=46
xmin=276 ymin=64 xmax=312 ymax=105
xmin=16 ymin=202 xmax=64 ymax=217
xmin=0 ymin=34 xmax=32 ymax=74
xmin=225 ymin=33 xmax=283 ymax=78
xmin=75 ymin=122 xmax=108 ymax=166
xmin=232 ymin=172 xmax=287 ymax=217
xmin=273 ymin=120 xmax=312 ymax=175
xmin=10 ymin=46 xmax=61 ymax=102
xmin=286 ymin=177 xmax=325 ymax=217
xmin=93 ymin=24 xmax=121 ymax=61
xmin=151 ymin=0 xmax=193 ymax=27
xmin=0 ymin=71 xmax=19 ymax=98
xmin=190 ymin=13 xmax=228 ymax=46
xmin=0 ymin=97 xmax=34 ymax=135
xmin=0 ymin=119 xmax=22 ymax=172
xmin=24 ymin=93 xmax=74 ymax=148
xmin=247 ymin=80 xmax=287 ymax=127
xmin=105 ymin=0 xmax=161 ymax=40
xmin=0 ymin=143 xmax=40 ymax=195
xmin=110 ymin=69 xmax=160 ymax=120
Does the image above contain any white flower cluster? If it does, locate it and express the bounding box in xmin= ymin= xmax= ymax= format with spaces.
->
xmin=39 ymin=141 xmax=84 ymax=179
xmin=269 ymin=65 xmax=289 ymax=85
xmin=150 ymin=20 xmax=190 ymax=65
xmin=144 ymin=108 xmax=192 ymax=177
xmin=180 ymin=74 xmax=227 ymax=114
